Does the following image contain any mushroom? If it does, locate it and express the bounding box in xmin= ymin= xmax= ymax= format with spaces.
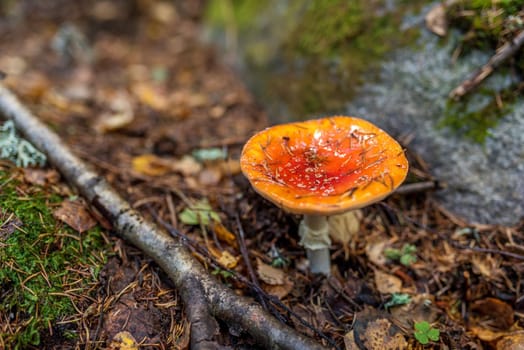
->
xmin=240 ymin=116 xmax=408 ymax=275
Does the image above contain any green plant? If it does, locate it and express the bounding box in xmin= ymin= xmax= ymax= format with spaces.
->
xmin=0 ymin=170 xmax=110 ymax=348
xmin=384 ymin=244 xmax=417 ymax=266
xmin=414 ymin=321 xmax=440 ymax=345
xmin=384 ymin=293 xmax=411 ymax=310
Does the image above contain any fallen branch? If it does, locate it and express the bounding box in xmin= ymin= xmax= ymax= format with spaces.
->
xmin=0 ymin=84 xmax=326 ymax=350
xmin=449 ymin=29 xmax=524 ymax=100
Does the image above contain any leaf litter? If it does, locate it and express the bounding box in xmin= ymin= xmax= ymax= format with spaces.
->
xmin=0 ymin=0 xmax=523 ymax=349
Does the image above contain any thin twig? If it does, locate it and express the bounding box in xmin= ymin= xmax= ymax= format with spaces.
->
xmin=450 ymin=30 xmax=524 ymax=99
xmin=235 ymin=213 xmax=267 ymax=309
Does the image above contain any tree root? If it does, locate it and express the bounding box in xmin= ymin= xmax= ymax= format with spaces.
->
xmin=0 ymin=84 xmax=327 ymax=350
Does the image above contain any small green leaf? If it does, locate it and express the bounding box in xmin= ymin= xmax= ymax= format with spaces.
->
xmin=400 ymin=253 xmax=417 ymax=266
xmin=414 ymin=331 xmax=429 ymax=345
xmin=192 ymin=148 xmax=227 ymax=162
xmin=427 ymin=328 xmax=440 ymax=341
xmin=179 ymin=199 xmax=221 ymax=226
xmin=384 ymin=248 xmax=402 ymax=260
xmin=415 ymin=321 xmax=430 ymax=332
xmin=384 ymin=293 xmax=411 ymax=309
xmin=414 ymin=321 xmax=439 ymax=345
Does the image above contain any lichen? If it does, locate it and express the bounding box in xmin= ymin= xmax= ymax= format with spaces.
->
xmin=0 ymin=120 xmax=46 ymax=167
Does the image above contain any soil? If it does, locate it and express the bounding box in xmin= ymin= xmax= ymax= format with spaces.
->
xmin=1 ymin=1 xmax=523 ymax=349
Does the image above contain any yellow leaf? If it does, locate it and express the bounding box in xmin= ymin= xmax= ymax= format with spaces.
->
xmin=131 ymin=83 xmax=168 ymax=111
xmin=212 ymin=222 xmax=238 ymax=248
xmin=132 ymin=154 xmax=171 ymax=176
xmin=209 ymin=246 xmax=239 ymax=269
xmin=109 ymin=331 xmax=138 ymax=350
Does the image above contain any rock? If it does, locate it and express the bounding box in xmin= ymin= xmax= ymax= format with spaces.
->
xmin=346 ymin=24 xmax=524 ymax=225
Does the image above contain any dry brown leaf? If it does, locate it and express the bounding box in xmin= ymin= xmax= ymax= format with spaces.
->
xmin=132 ymin=154 xmax=171 ymax=176
xmin=257 ymin=259 xmax=285 ymax=285
xmin=364 ymin=318 xmax=407 ymax=350
xmin=425 ymin=3 xmax=448 ymax=37
xmin=472 ymin=254 xmax=504 ymax=281
xmin=497 ymin=332 xmax=524 ymax=350
xmin=108 ymin=331 xmax=139 ymax=350
xmin=470 ymin=325 xmax=508 ymax=342
xmin=198 ymin=167 xmax=222 ymax=186
xmin=219 ymin=159 xmax=241 ymax=175
xmin=264 ymin=275 xmax=294 ymax=299
xmin=131 ymin=83 xmax=168 ymax=111
xmin=95 ymin=91 xmax=134 ymax=133
xmin=23 ymin=168 xmax=60 ymax=186
xmin=374 ymin=269 xmax=402 ymax=294
xmin=170 ymin=155 xmax=202 ymax=176
xmin=471 ymin=297 xmax=514 ymax=330
xmin=390 ymin=293 xmax=439 ymax=329
xmin=366 ymin=239 xmax=387 ymax=267
xmin=53 ymin=199 xmax=97 ymax=233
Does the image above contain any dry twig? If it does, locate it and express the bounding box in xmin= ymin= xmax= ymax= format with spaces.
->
xmin=0 ymin=84 xmax=326 ymax=350
xmin=449 ymin=30 xmax=524 ymax=99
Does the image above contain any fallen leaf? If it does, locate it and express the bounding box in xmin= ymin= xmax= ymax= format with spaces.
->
xmin=366 ymin=239 xmax=387 ymax=267
xmin=471 ymin=297 xmax=514 ymax=330
xmin=353 ymin=309 xmax=407 ymax=350
xmin=374 ymin=270 xmax=402 ymax=294
xmin=198 ymin=166 xmax=222 ymax=186
xmin=211 ymin=222 xmax=238 ymax=248
xmin=497 ymin=332 xmax=524 ymax=350
xmin=54 ymin=200 xmax=97 ymax=233
xmin=263 ymin=275 xmax=294 ymax=299
xmin=131 ymin=83 xmax=168 ymax=111
xmin=178 ymin=199 xmax=221 ymax=226
xmin=192 ymin=147 xmax=227 ymax=162
xmin=208 ymin=246 xmax=239 ymax=269
xmin=132 ymin=154 xmax=171 ymax=176
xmin=95 ymin=91 xmax=134 ymax=133
xmin=390 ymin=293 xmax=439 ymax=330
xmin=257 ymin=259 xmax=285 ymax=285
xmin=23 ymin=168 xmax=60 ymax=186
xmin=170 ymin=155 xmax=202 ymax=176
xmin=108 ymin=331 xmax=138 ymax=350
xmin=471 ymin=253 xmax=504 ymax=282
xmin=425 ymin=3 xmax=447 ymax=37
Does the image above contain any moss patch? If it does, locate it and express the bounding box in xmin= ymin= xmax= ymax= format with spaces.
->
xmin=0 ymin=168 xmax=111 ymax=348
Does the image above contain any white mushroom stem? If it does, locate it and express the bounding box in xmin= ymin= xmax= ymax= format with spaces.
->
xmin=299 ymin=215 xmax=331 ymax=275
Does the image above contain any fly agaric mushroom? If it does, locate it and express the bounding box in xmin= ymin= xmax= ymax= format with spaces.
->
xmin=240 ymin=116 xmax=408 ymax=275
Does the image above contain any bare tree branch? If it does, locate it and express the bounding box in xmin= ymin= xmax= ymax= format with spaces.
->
xmin=0 ymin=84 xmax=327 ymax=350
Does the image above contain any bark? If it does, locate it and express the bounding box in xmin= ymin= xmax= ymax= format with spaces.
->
xmin=0 ymin=84 xmax=327 ymax=350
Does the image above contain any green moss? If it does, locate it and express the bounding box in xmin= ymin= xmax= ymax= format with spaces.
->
xmin=441 ymin=86 xmax=518 ymax=143
xmin=0 ymin=170 xmax=110 ymax=348
xmin=447 ymin=0 xmax=524 ymax=53
xmin=205 ymin=0 xmax=427 ymax=119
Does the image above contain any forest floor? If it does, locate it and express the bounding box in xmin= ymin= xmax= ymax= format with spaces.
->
xmin=1 ymin=1 xmax=523 ymax=349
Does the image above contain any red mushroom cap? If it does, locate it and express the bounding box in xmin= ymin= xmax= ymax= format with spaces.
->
xmin=240 ymin=116 xmax=409 ymax=215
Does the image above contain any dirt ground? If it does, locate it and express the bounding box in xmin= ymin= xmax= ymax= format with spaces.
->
xmin=1 ymin=1 xmax=524 ymax=349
